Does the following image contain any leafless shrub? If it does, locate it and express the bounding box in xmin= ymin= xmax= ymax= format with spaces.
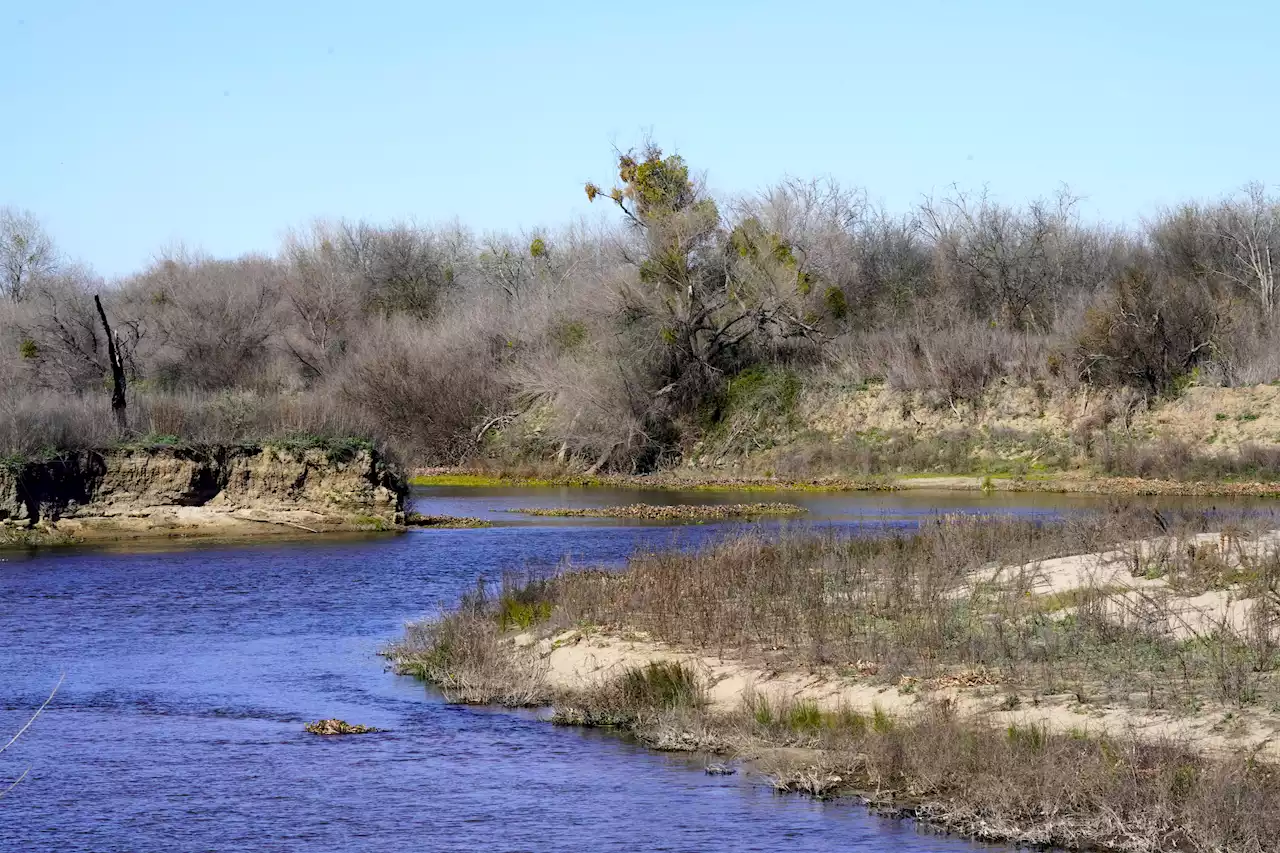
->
xmin=10 ymin=269 xmax=141 ymax=394
xmin=919 ymin=187 xmax=1122 ymax=330
xmin=836 ymin=320 xmax=1052 ymax=404
xmin=0 ymin=391 xmax=114 ymax=457
xmin=334 ymin=315 xmax=505 ymax=463
xmin=7 ymin=167 xmax=1280 ymax=469
xmin=1073 ymin=269 xmax=1226 ymax=397
xmin=127 ymin=251 xmax=284 ymax=390
xmin=1096 ymin=437 xmax=1280 ymax=482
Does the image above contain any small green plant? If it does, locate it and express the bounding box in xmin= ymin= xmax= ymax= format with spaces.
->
xmin=1007 ymin=722 xmax=1047 ymax=752
xmin=270 ymin=434 xmax=374 ymax=462
xmin=18 ymin=338 xmax=38 ymax=360
xmin=1216 ymin=412 xmax=1229 ymax=421
xmin=751 ymin=694 xmax=775 ymax=726
xmin=619 ymin=661 xmax=704 ymax=710
xmin=827 ymin=706 xmax=867 ymax=735
xmin=823 ymin=285 xmax=847 ymax=319
xmin=871 ymin=705 xmax=894 ymax=734
xmin=496 ymin=596 xmax=552 ymax=631
xmin=1238 ymin=412 xmax=1260 ymax=422
xmin=786 ymin=700 xmax=823 ymax=732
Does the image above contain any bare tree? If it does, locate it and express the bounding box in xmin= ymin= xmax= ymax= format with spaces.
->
xmin=19 ymin=270 xmax=144 ymax=394
xmin=332 ymin=220 xmax=454 ymax=318
xmin=1211 ymin=182 xmax=1280 ymax=315
xmin=94 ymin=295 xmax=128 ymax=431
xmin=919 ymin=186 xmax=1088 ymax=329
xmin=0 ymin=208 xmax=58 ymax=301
xmin=282 ymin=226 xmax=363 ymax=379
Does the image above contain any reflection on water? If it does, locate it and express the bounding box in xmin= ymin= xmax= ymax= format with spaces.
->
xmin=2 ymin=485 xmax=1268 ymax=852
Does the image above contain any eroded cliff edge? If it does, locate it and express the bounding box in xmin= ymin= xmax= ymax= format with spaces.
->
xmin=0 ymin=443 xmax=406 ymax=545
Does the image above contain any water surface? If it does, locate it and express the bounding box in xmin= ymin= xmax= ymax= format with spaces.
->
xmin=3 ymin=486 xmax=1265 ymax=852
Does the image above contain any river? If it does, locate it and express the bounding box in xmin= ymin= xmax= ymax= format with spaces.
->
xmin=2 ymin=485 xmax=1269 ymax=852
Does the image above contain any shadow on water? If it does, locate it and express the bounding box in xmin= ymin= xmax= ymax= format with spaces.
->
xmin=3 ymin=486 xmax=1271 ymax=851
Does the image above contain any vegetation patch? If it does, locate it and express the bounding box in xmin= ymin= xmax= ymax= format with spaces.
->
xmin=506 ymin=502 xmax=806 ymax=520
xmin=403 ymin=511 xmax=492 ymax=529
xmin=303 ymin=719 xmax=382 ymax=735
xmin=0 ymin=524 xmax=81 ymax=549
xmin=409 ymin=472 xmax=605 ymax=488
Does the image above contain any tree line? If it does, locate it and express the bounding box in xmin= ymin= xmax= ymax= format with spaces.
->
xmin=3 ymin=147 xmax=1279 ymax=470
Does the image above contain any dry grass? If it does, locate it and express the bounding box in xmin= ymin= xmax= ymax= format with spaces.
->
xmin=384 ymin=581 xmax=549 ymax=706
xmin=1098 ymin=437 xmax=1280 ymax=483
xmin=753 ymin=701 xmax=1280 ymax=853
xmin=403 ymin=512 xmax=492 ymax=528
xmin=546 ymin=513 xmax=1280 ymax=711
xmin=399 ymin=509 xmax=1280 ymax=712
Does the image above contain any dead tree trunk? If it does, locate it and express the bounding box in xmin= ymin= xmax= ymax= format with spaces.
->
xmin=94 ymin=294 xmax=128 ymax=433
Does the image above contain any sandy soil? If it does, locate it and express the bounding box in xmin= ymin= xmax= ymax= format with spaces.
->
xmin=523 ymin=529 xmax=1280 ymax=759
xmin=2 ymin=506 xmax=400 ymax=546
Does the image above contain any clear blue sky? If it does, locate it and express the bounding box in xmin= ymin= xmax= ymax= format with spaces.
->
xmin=3 ymin=0 xmax=1278 ymax=276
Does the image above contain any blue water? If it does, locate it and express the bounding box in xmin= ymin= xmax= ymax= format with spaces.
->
xmin=0 ymin=485 xmax=1186 ymax=852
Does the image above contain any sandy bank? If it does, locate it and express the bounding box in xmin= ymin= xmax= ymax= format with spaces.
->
xmin=511 ymin=526 xmax=1280 ymax=760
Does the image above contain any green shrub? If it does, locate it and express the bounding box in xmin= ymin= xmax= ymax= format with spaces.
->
xmin=496 ymin=596 xmax=552 ymax=631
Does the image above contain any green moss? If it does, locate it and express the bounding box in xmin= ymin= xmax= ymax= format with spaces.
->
xmin=0 ymin=524 xmax=81 ymax=549
xmin=1 ymin=446 xmax=64 ymax=473
xmin=115 ymin=433 xmax=184 ymax=451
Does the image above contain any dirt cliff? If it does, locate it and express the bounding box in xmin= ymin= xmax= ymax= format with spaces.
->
xmin=0 ymin=443 xmax=406 ymax=545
